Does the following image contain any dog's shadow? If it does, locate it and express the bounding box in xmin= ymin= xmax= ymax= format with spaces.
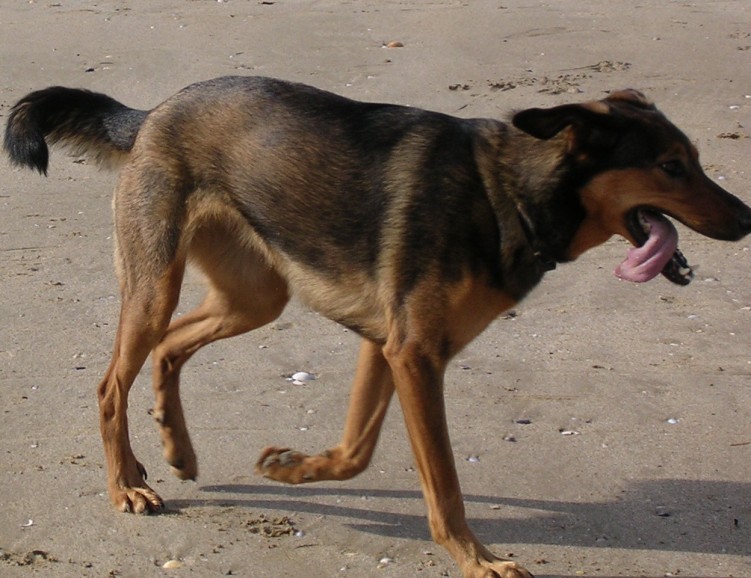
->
xmin=169 ymin=478 xmax=750 ymax=556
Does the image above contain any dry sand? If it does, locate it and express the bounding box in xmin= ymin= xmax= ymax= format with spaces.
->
xmin=2 ymin=1 xmax=751 ymax=577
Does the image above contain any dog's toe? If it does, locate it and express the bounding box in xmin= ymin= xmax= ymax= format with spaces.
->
xmin=256 ymin=447 xmax=300 ymax=471
xmin=114 ymin=485 xmax=165 ymax=515
xmin=256 ymin=447 xmax=314 ymax=483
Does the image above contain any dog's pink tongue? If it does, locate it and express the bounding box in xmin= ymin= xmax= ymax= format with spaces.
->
xmin=615 ymin=213 xmax=678 ymax=283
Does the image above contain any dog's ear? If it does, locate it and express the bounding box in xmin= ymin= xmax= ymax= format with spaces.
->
xmin=513 ymin=100 xmax=630 ymax=154
xmin=512 ymin=90 xmax=655 ymax=143
xmin=604 ymin=89 xmax=655 ymax=110
xmin=512 ymin=101 xmax=612 ymax=140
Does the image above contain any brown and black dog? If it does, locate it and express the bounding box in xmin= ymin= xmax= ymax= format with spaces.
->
xmin=5 ymin=76 xmax=751 ymax=578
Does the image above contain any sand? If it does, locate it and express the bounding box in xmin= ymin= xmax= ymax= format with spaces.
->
xmin=2 ymin=1 xmax=750 ymax=576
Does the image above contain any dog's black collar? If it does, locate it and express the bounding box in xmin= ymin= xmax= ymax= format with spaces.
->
xmin=515 ymin=204 xmax=557 ymax=272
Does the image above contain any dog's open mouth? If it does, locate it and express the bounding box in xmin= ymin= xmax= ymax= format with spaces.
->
xmin=615 ymin=209 xmax=694 ymax=285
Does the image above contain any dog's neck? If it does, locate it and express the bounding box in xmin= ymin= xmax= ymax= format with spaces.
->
xmin=475 ymin=125 xmax=568 ymax=265
xmin=470 ymin=119 xmax=593 ymax=297
xmin=470 ymin=130 xmax=559 ymax=298
xmin=502 ymin=130 xmax=589 ymax=269
xmin=513 ymin=199 xmax=557 ymax=272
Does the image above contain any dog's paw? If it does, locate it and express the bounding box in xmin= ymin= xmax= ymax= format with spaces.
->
xmin=256 ymin=445 xmax=366 ymax=483
xmin=109 ymin=460 xmax=165 ymax=514
xmin=165 ymin=449 xmax=198 ymax=481
xmin=112 ymin=484 xmax=164 ymax=514
xmin=255 ymin=447 xmax=313 ymax=483
xmin=152 ymin=408 xmax=198 ymax=481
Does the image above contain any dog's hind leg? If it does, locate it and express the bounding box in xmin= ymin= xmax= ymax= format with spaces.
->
xmin=257 ymin=338 xmax=394 ymax=483
xmin=97 ymin=159 xmax=194 ymax=514
xmin=151 ymin=223 xmax=290 ymax=482
xmin=98 ymin=250 xmax=185 ymax=514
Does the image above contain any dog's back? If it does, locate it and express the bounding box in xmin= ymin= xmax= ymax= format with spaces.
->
xmin=6 ymin=76 xmax=513 ymax=300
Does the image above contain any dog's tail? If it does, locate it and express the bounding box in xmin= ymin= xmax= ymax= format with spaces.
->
xmin=4 ymin=87 xmax=148 ymax=175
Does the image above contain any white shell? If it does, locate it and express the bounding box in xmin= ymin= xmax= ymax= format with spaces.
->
xmin=291 ymin=371 xmax=315 ymax=385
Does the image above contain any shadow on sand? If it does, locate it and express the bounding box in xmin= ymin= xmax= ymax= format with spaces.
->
xmin=168 ymin=477 xmax=750 ymax=561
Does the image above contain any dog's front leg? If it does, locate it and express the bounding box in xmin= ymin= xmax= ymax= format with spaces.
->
xmin=384 ymin=338 xmax=532 ymax=578
xmin=257 ymin=338 xmax=394 ymax=482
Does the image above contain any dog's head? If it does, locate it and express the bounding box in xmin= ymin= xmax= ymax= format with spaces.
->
xmin=512 ymin=90 xmax=751 ymax=285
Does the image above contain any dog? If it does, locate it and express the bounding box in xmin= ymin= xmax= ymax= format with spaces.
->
xmin=5 ymin=76 xmax=751 ymax=578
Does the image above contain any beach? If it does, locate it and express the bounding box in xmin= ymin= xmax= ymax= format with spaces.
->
xmin=2 ymin=1 xmax=751 ymax=576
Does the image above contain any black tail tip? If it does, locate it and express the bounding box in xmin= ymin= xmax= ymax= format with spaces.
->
xmin=4 ymin=103 xmax=50 ymax=175
xmin=4 ymin=129 xmax=49 ymax=176
xmin=737 ymin=213 xmax=751 ymax=238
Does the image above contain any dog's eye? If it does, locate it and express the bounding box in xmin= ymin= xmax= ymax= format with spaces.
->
xmin=659 ymin=160 xmax=686 ymax=178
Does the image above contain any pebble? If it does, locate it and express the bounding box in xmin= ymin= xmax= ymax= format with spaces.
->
xmin=666 ymin=418 xmax=679 ymax=424
xmin=162 ymin=559 xmax=183 ymax=569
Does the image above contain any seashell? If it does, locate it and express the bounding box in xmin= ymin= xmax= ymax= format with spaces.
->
xmin=291 ymin=371 xmax=316 ymax=385
xmin=378 ymin=556 xmax=395 ymax=567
